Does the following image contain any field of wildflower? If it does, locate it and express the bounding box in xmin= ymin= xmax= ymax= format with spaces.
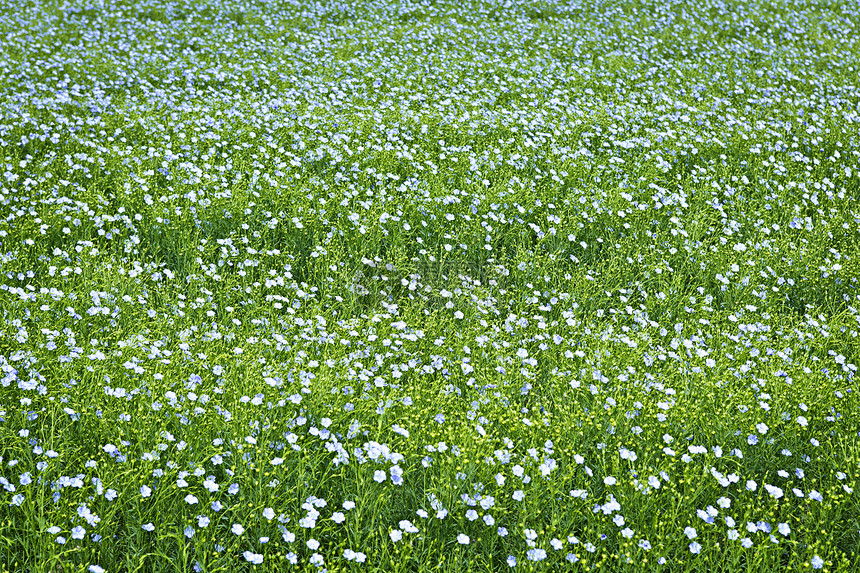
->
xmin=1 ymin=0 xmax=859 ymax=571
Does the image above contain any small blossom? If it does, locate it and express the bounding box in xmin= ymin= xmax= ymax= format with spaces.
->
xmin=684 ymin=527 xmax=697 ymax=539
xmin=243 ymin=551 xmax=263 ymax=564
xmin=689 ymin=541 xmax=701 ymax=554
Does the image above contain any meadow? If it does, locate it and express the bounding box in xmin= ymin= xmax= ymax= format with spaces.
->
xmin=0 ymin=0 xmax=858 ymax=570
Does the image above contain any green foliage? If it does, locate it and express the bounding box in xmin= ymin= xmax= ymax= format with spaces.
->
xmin=0 ymin=0 xmax=859 ymax=571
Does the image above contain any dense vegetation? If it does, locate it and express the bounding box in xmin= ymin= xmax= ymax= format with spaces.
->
xmin=0 ymin=0 xmax=858 ymax=571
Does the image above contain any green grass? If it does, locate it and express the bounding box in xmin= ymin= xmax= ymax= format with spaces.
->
xmin=0 ymin=0 xmax=859 ymax=571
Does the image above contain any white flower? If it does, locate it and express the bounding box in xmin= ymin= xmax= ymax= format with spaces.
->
xmin=689 ymin=541 xmax=701 ymax=554
xmin=457 ymin=533 xmax=470 ymax=545
xmin=764 ymin=484 xmax=784 ymax=499
xmin=684 ymin=527 xmax=697 ymax=539
xmin=232 ymin=523 xmax=245 ymax=536
xmin=184 ymin=494 xmax=198 ymax=505
xmin=243 ymin=551 xmax=263 ymax=564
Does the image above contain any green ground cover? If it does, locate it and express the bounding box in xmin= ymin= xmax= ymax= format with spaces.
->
xmin=0 ymin=0 xmax=858 ymax=571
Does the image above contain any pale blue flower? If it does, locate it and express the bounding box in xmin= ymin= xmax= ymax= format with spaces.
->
xmin=689 ymin=541 xmax=701 ymax=554
xmin=243 ymin=551 xmax=263 ymax=564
